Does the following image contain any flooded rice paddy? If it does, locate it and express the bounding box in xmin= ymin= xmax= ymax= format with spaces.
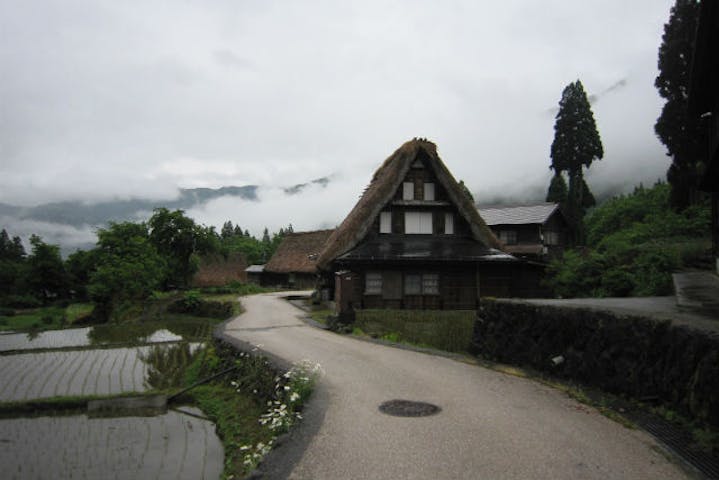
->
xmin=0 ymin=407 xmax=223 ymax=480
xmin=0 ymin=323 xmax=224 ymax=478
xmin=0 ymin=344 xmax=198 ymax=401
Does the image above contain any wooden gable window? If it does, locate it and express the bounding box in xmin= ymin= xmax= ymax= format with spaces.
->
xmin=423 ymin=183 xmax=435 ymax=201
xmin=405 ymin=211 xmax=433 ymax=234
xmin=544 ymin=230 xmax=560 ymax=245
xmin=422 ymin=273 xmax=439 ymax=295
xmin=365 ymin=272 xmax=382 ymax=295
xmin=404 ymin=274 xmax=421 ymax=295
xmin=404 ymin=273 xmax=439 ymax=295
xmin=444 ymin=213 xmax=454 ymax=234
xmin=380 ymin=211 xmax=392 ymax=234
xmin=403 ymin=182 xmax=414 ymax=200
xmin=499 ymin=230 xmax=517 ymax=245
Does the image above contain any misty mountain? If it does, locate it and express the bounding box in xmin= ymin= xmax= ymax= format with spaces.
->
xmin=0 ymin=185 xmax=258 ymax=228
xmin=0 ymin=177 xmax=331 ymax=229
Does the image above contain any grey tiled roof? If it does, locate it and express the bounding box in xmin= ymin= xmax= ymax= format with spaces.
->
xmin=478 ymin=203 xmax=560 ymax=226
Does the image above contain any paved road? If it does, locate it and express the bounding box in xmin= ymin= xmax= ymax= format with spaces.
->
xmin=222 ymin=293 xmax=688 ymax=480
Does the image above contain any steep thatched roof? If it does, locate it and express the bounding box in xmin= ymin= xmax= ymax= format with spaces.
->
xmin=317 ymin=138 xmax=502 ymax=270
xmin=265 ymin=229 xmax=334 ymax=274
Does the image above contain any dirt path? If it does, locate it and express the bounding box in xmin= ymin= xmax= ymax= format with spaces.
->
xmin=221 ymin=292 xmax=689 ymax=480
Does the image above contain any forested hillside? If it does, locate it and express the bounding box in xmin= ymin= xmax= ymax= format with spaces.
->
xmin=545 ymin=183 xmax=711 ymax=297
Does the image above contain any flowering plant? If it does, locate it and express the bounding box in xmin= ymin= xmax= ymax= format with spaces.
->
xmin=237 ymin=357 xmax=322 ymax=470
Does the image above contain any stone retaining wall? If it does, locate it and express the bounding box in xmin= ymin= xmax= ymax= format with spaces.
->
xmin=473 ymin=300 xmax=719 ymax=428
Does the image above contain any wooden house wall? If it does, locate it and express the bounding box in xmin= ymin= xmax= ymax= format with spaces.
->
xmin=339 ymin=261 xmax=548 ymax=312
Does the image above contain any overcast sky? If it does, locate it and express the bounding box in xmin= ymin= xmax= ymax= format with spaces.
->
xmin=1 ymin=0 xmax=675 ymax=238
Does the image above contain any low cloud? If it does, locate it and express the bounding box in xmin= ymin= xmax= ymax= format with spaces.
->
xmin=186 ymin=175 xmax=367 ymax=238
xmin=0 ymin=216 xmax=97 ymax=255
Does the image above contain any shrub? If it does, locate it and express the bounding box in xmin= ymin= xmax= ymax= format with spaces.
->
xmin=1 ymin=294 xmax=42 ymax=309
xmin=545 ymin=183 xmax=711 ymax=298
xmin=0 ymin=307 xmax=15 ymax=317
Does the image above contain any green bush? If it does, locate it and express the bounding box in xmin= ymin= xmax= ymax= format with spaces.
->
xmin=167 ymin=294 xmax=233 ymax=319
xmin=198 ymin=282 xmax=268 ymax=296
xmin=1 ymin=294 xmax=42 ymax=309
xmin=0 ymin=307 xmax=15 ymax=317
xmin=545 ymin=183 xmax=711 ymax=298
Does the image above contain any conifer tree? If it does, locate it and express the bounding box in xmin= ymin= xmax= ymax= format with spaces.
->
xmin=654 ymin=0 xmax=702 ymax=210
xmin=549 ymin=79 xmax=603 ymax=243
xmin=221 ymin=221 xmax=234 ymax=239
xmin=546 ymin=172 xmax=568 ymax=204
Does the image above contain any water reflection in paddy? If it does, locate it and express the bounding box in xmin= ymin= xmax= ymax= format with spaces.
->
xmin=0 ymin=319 xmax=213 ymax=352
xmin=0 ymin=343 xmax=202 ymax=402
xmin=0 ymin=407 xmax=223 ymax=480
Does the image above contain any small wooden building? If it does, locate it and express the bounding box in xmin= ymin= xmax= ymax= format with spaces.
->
xmin=245 ymin=264 xmax=265 ymax=285
xmin=264 ymin=230 xmax=334 ymax=289
xmin=316 ymin=138 xmax=545 ymax=313
xmin=478 ymin=203 xmax=569 ymax=261
xmin=191 ymin=252 xmax=247 ymax=287
xmin=689 ymin=0 xmax=719 ymax=274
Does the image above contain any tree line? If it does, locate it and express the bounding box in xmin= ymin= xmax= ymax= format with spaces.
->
xmin=545 ymin=0 xmax=708 ymax=243
xmin=0 ymin=209 xmax=292 ymax=320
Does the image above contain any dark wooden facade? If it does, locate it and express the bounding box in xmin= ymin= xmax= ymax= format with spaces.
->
xmin=334 ymin=262 xmax=546 ymax=312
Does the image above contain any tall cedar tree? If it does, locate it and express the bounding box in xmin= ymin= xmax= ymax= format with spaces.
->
xmin=550 ymin=80 xmax=603 ymax=243
xmin=546 ymin=172 xmax=568 ymax=203
xmin=655 ymin=0 xmax=703 ymax=210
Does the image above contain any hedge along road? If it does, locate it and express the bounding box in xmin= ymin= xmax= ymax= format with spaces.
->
xmin=221 ymin=292 xmax=688 ymax=480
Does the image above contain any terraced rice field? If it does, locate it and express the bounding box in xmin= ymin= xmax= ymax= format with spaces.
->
xmin=0 ymin=408 xmax=223 ymax=479
xmin=0 ymin=344 xmax=200 ymax=402
xmin=0 ymin=327 xmax=183 ymax=352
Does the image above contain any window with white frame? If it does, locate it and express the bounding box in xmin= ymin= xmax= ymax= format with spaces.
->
xmin=544 ymin=230 xmax=560 ymax=245
xmin=403 ymin=182 xmax=414 ymax=200
xmin=404 ymin=274 xmax=421 ymax=295
xmin=380 ymin=211 xmax=392 ymax=234
xmin=422 ymin=273 xmax=439 ymax=295
xmin=444 ymin=213 xmax=454 ymax=234
xmin=404 ymin=273 xmax=439 ymax=295
xmin=365 ymin=272 xmax=382 ymax=295
xmin=423 ymin=182 xmax=435 ymax=201
xmin=404 ymin=211 xmax=433 ymax=234
xmin=499 ymin=230 xmax=517 ymax=245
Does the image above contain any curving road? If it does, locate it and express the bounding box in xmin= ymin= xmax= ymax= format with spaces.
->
xmin=222 ymin=292 xmax=688 ymax=480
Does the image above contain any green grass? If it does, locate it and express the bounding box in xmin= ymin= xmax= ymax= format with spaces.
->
xmin=65 ymin=303 xmax=94 ymax=324
xmin=309 ymin=309 xmax=332 ymax=326
xmin=0 ymin=306 xmax=67 ymax=331
xmin=189 ymin=385 xmax=272 ymax=478
xmin=355 ymin=309 xmax=476 ymax=352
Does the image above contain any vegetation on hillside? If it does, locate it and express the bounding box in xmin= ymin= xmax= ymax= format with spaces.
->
xmin=545 ymin=182 xmax=711 ymax=298
xmin=0 ymin=209 xmax=288 ymax=322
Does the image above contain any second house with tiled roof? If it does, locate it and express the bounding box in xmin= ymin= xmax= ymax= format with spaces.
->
xmin=478 ymin=203 xmax=570 ymax=261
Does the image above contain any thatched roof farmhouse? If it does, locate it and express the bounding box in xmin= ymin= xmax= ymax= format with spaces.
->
xmin=317 ymin=138 xmax=544 ymax=312
xmin=265 ymin=229 xmax=334 ymax=289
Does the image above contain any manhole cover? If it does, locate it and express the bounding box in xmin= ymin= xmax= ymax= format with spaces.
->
xmin=378 ymin=399 xmax=441 ymax=417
